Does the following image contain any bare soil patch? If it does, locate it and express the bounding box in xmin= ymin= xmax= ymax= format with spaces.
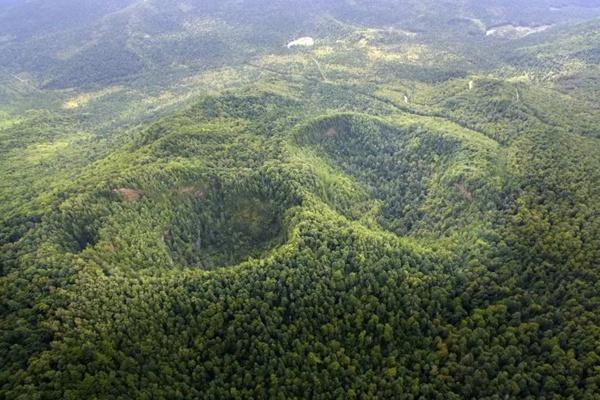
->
xmin=112 ymin=188 xmax=143 ymax=202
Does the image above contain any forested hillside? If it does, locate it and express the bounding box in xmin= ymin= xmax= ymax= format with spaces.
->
xmin=1 ymin=0 xmax=599 ymax=398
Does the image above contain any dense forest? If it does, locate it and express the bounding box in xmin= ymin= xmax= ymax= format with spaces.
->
xmin=1 ymin=0 xmax=600 ymax=398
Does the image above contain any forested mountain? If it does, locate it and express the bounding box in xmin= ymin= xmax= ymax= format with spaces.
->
xmin=1 ymin=0 xmax=599 ymax=398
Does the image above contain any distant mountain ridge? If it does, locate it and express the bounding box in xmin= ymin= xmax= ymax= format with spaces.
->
xmin=1 ymin=0 xmax=599 ymax=91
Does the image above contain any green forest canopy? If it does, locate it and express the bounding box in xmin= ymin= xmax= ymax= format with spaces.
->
xmin=1 ymin=0 xmax=599 ymax=398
